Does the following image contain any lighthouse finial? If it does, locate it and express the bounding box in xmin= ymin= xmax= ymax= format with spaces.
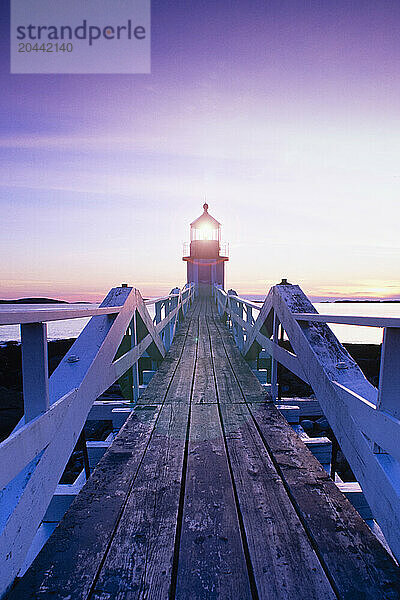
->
xmin=203 ymin=202 xmax=208 ymax=212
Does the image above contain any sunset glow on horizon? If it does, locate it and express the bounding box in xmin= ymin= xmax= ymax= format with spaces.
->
xmin=1 ymin=1 xmax=399 ymax=302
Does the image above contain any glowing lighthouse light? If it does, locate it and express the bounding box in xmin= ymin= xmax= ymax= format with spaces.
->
xmin=190 ymin=203 xmax=220 ymax=242
xmin=197 ymin=223 xmax=214 ymax=240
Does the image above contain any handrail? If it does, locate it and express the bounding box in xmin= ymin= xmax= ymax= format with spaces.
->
xmin=144 ymin=293 xmax=180 ymax=306
xmin=0 ymin=282 xmax=196 ymax=597
xmin=214 ymin=288 xmax=261 ymax=311
xmin=239 ymin=299 xmax=262 ymax=310
xmin=213 ymin=282 xmax=400 ymax=564
xmin=229 ymin=297 xmax=261 ymax=311
xmin=294 ymin=313 xmax=400 ymax=328
xmin=0 ymin=306 xmax=122 ymax=326
xmin=0 ymin=292 xmax=186 ymax=325
xmin=215 ymin=291 xmax=400 ymax=327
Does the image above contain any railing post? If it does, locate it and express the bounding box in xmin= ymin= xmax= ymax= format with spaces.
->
xmin=131 ymin=313 xmax=139 ymax=403
xmin=164 ymin=299 xmax=171 ymax=350
xmin=182 ymin=289 xmax=188 ymax=316
xmin=214 ymin=287 xmax=219 ymax=313
xmin=221 ymin=291 xmax=226 ymax=318
xmin=375 ymin=327 xmax=400 ymax=454
xmin=225 ymin=294 xmax=231 ymax=329
xmin=246 ymin=305 xmax=252 ymax=325
xmin=21 ymin=323 xmax=50 ymax=422
xmin=155 ymin=300 xmax=162 ymax=325
xmin=246 ymin=305 xmax=252 ymax=349
xmin=236 ymin=300 xmax=244 ymax=351
xmin=227 ymin=290 xmax=237 ymax=333
xmin=172 ymin=290 xmax=182 ymax=338
xmin=231 ymin=297 xmax=243 ymax=348
xmin=224 ymin=293 xmax=230 ymax=325
xmin=170 ymin=296 xmax=177 ymax=342
xmin=278 ymin=323 xmax=284 ymax=401
xmin=230 ymin=297 xmax=236 ymax=339
xmin=271 ymin=311 xmax=279 ymax=402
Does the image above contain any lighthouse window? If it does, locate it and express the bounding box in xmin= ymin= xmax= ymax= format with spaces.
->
xmin=192 ymin=226 xmax=218 ymax=241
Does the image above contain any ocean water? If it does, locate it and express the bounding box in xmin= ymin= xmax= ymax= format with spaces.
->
xmin=0 ymin=304 xmax=156 ymax=344
xmin=245 ymin=299 xmax=400 ymax=345
xmin=0 ymin=300 xmax=399 ymax=345
xmin=312 ymin=302 xmax=399 ymax=345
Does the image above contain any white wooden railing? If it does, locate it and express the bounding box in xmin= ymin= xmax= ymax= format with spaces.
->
xmin=213 ymin=282 xmax=400 ymax=563
xmin=0 ymin=283 xmax=196 ymax=597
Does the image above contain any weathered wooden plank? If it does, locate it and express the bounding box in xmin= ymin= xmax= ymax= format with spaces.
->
xmin=192 ymin=318 xmax=218 ymax=404
xmin=249 ymin=401 xmax=400 ymax=600
xmin=217 ymin=401 xmax=335 ymax=598
xmin=90 ymin=315 xmax=200 ymax=599
xmin=209 ymin=309 xmax=269 ymax=404
xmin=136 ymin=304 xmax=197 ymax=405
xmin=9 ymin=294 xmax=400 ymax=600
xmin=208 ymin=304 xmax=335 ymax=596
xmin=175 ymin=394 xmax=251 ymax=599
xmin=3 ymin=293 xmax=195 ymax=593
xmin=277 ymin=397 xmax=322 ymax=417
xmin=6 ymin=405 xmax=161 ymax=600
xmin=214 ymin=301 xmax=400 ymax=597
xmin=7 ymin=301 xmax=200 ymax=600
xmin=207 ymin=318 xmax=270 ymax=403
xmin=0 ymin=287 xmax=138 ymax=597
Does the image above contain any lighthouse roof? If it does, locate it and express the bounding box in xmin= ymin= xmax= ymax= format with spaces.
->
xmin=190 ymin=203 xmax=221 ymax=228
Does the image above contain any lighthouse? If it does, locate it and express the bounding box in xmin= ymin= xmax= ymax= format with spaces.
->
xmin=183 ymin=203 xmax=229 ymax=290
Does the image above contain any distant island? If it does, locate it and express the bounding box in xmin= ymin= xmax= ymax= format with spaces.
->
xmin=326 ymin=299 xmax=400 ymax=303
xmin=250 ymin=298 xmax=400 ymax=304
xmin=0 ymin=298 xmax=68 ymax=305
xmin=0 ymin=298 xmax=91 ymax=305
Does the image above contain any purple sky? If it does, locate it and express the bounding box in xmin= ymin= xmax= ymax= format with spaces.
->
xmin=1 ymin=1 xmax=400 ymax=300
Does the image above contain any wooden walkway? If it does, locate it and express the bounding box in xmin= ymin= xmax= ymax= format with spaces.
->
xmin=8 ymin=296 xmax=400 ymax=599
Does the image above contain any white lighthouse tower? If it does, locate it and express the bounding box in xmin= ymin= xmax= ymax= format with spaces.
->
xmin=183 ymin=203 xmax=229 ymax=291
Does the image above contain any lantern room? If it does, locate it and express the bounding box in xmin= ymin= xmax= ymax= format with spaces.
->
xmin=183 ymin=203 xmax=228 ymax=289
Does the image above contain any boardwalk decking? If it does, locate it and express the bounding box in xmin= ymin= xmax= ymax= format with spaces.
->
xmin=8 ymin=296 xmax=400 ymax=599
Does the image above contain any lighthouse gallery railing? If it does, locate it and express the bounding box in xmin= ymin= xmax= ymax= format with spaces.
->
xmin=213 ymin=282 xmax=400 ymax=563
